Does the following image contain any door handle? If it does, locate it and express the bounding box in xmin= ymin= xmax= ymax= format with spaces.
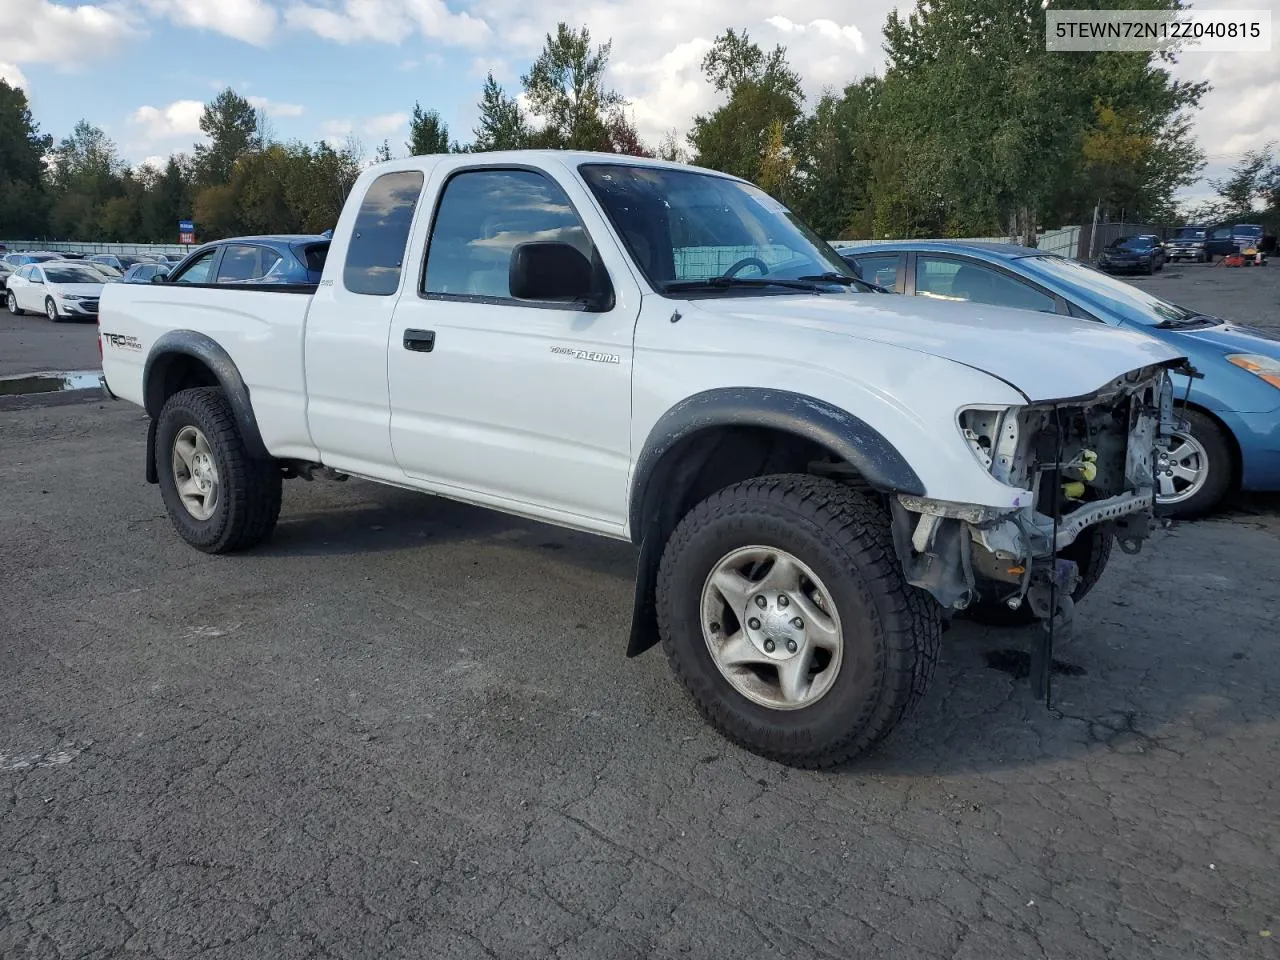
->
xmin=403 ymin=329 xmax=435 ymax=353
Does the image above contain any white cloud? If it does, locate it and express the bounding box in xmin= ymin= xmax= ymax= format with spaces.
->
xmin=139 ymin=0 xmax=278 ymax=45
xmin=130 ymin=99 xmax=206 ymax=142
xmin=765 ymin=16 xmax=866 ymax=53
xmin=284 ymin=0 xmax=490 ymax=47
xmin=0 ymin=62 xmax=28 ymax=88
xmin=320 ymin=119 xmax=354 ymax=148
xmin=248 ymin=95 xmax=306 ymax=117
xmin=448 ymin=0 xmax=899 ymax=147
xmin=363 ymin=112 xmax=410 ymax=136
xmin=3 ymin=0 xmax=137 ymax=65
xmin=139 ymin=154 xmax=169 ymax=170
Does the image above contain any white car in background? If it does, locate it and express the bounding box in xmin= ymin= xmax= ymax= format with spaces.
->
xmin=5 ymin=260 xmax=106 ymax=322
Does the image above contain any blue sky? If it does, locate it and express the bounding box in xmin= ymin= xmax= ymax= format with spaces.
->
xmin=4 ymin=0 xmax=1277 ymax=205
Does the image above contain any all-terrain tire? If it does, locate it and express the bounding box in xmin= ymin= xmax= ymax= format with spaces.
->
xmin=963 ymin=524 xmax=1114 ymax=627
xmin=155 ymin=386 xmax=282 ymax=553
xmin=655 ymin=474 xmax=941 ymax=768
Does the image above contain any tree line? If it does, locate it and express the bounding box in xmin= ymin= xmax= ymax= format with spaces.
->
xmin=2 ymin=0 xmax=1278 ymax=247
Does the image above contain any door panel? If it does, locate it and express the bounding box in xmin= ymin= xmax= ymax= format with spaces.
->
xmin=388 ymin=165 xmax=640 ymax=526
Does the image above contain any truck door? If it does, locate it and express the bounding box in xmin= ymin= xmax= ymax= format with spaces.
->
xmin=387 ymin=163 xmax=642 ymax=531
xmin=303 ymin=169 xmax=426 ymax=477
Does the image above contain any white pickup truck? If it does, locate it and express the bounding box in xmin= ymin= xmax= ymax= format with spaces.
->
xmin=99 ymin=151 xmax=1186 ymax=767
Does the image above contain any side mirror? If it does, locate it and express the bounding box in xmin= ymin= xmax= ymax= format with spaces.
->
xmin=150 ymin=273 xmax=167 ymax=284
xmin=509 ymin=241 xmax=610 ymax=310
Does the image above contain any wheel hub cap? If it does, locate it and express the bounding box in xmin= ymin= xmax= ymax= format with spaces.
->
xmin=1155 ymin=431 xmax=1207 ymax=504
xmin=172 ymin=425 xmax=220 ymax=521
xmin=700 ymin=545 xmax=843 ymax=711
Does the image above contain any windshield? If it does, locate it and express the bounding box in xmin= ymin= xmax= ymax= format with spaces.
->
xmin=1108 ymin=236 xmax=1152 ymax=251
xmin=1235 ymin=225 xmax=1262 ymax=237
xmin=43 ymin=265 xmax=104 ymax=284
xmin=1175 ymin=228 xmax=1206 ymax=239
xmin=1022 ymin=255 xmax=1199 ymax=326
xmin=578 ymin=163 xmax=858 ymax=295
xmin=90 ymin=263 xmax=123 ymax=276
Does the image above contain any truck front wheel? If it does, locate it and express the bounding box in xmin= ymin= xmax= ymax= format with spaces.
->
xmin=155 ymin=387 xmax=282 ymax=553
xmin=655 ymin=475 xmax=941 ymax=768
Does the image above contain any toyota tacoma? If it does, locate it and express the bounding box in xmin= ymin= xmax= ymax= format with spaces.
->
xmin=98 ymin=151 xmax=1186 ymax=767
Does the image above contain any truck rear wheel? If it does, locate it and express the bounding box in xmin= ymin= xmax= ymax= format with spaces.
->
xmin=155 ymin=387 xmax=282 ymax=553
xmin=655 ymin=474 xmax=941 ymax=768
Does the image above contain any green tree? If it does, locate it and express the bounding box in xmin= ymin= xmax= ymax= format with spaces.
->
xmin=1209 ymin=144 xmax=1275 ymax=216
xmin=0 ymin=80 xmax=52 ymax=237
xmin=140 ymin=155 xmax=191 ymax=241
xmin=473 ymin=72 xmax=529 ymax=151
xmin=195 ymin=88 xmax=259 ymax=186
xmin=688 ymin=28 xmax=803 ymax=183
xmin=47 ymin=120 xmax=126 ymax=238
xmin=788 ymin=78 xmax=879 ymax=239
xmin=407 ymin=102 xmax=450 ymax=155
xmin=874 ymin=0 xmax=1205 ymax=237
xmin=521 ymin=23 xmax=626 ymax=150
xmin=374 ymin=139 xmax=393 ymax=163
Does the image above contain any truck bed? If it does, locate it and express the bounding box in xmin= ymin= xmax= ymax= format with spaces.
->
xmin=99 ymin=282 xmax=318 ymax=459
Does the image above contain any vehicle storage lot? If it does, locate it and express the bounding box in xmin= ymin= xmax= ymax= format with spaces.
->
xmin=2 ymin=263 xmax=1279 ymax=958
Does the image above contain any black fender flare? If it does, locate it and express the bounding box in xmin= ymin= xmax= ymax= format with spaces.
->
xmin=624 ymin=388 xmax=926 ymax=656
xmin=143 ymin=331 xmax=270 ymax=465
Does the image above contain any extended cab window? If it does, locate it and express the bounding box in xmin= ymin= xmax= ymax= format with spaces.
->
xmin=217 ymin=244 xmax=283 ymax=283
xmin=423 ymin=169 xmax=593 ymax=300
xmin=915 ymin=256 xmax=1055 ymax=313
xmin=172 ymin=249 xmax=218 ymax=284
xmin=344 ymin=170 xmax=424 ymax=296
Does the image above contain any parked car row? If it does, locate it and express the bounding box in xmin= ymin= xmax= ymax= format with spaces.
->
xmin=3 ymin=237 xmax=329 ymax=322
xmin=836 ymin=240 xmax=1280 ymax=519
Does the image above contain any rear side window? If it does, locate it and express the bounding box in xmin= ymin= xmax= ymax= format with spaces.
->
xmin=344 ymin=171 xmax=424 ymax=296
xmin=299 ymin=242 xmax=328 ymax=273
xmin=217 ymin=244 xmax=283 ymax=283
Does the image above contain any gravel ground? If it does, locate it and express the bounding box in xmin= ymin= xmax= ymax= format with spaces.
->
xmin=1 ymin=400 xmax=1278 ymax=959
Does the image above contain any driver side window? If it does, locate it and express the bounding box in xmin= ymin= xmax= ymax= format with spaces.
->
xmin=172 ymin=249 xmax=218 ymax=284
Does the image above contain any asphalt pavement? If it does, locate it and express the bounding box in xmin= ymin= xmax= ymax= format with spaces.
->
xmin=0 ymin=313 xmax=99 ymax=378
xmin=2 ymin=399 xmax=1278 ymax=959
xmin=2 ymin=262 xmax=1279 ymax=957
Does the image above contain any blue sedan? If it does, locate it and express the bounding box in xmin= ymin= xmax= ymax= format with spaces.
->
xmin=836 ymin=241 xmax=1280 ymax=517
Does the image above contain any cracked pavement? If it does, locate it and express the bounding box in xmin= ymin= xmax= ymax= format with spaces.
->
xmin=2 ymin=398 xmax=1279 ymax=959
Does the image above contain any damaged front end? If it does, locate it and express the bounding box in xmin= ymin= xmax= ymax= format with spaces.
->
xmin=889 ymin=362 xmax=1184 ymax=644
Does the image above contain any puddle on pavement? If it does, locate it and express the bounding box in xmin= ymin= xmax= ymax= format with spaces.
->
xmin=0 ymin=370 xmax=102 ymax=396
xmin=984 ymin=649 xmax=1087 ymax=679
